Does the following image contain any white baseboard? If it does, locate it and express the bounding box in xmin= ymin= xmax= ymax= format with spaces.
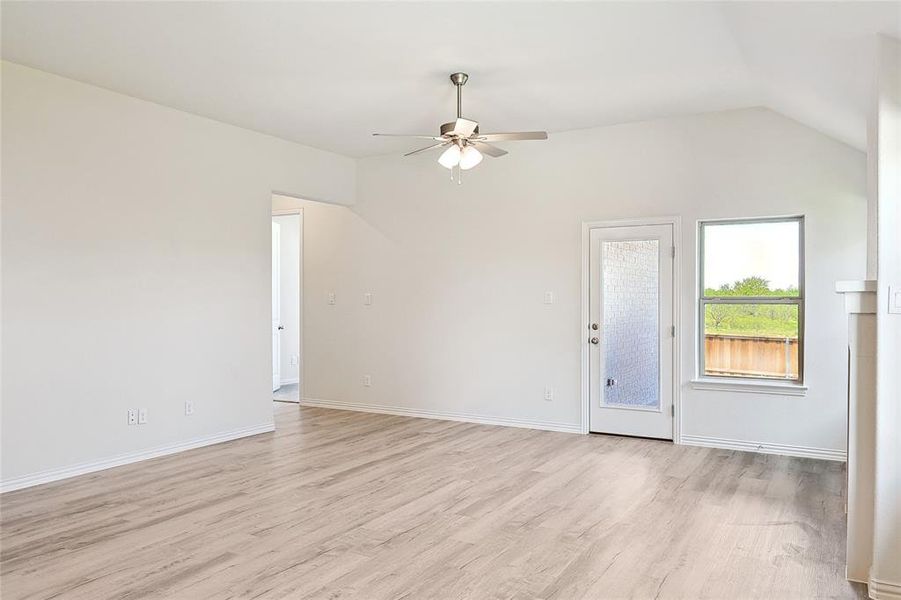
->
xmin=277 ymin=378 xmax=299 ymax=386
xmin=870 ymin=573 xmax=901 ymax=600
xmin=680 ymin=434 xmax=846 ymax=461
xmin=300 ymin=397 xmax=582 ymax=434
xmin=0 ymin=422 xmax=275 ymax=494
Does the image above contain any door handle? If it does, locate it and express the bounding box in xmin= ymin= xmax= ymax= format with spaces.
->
xmin=277 ymin=325 xmax=285 ymax=330
xmin=589 ymin=337 xmax=599 ymax=345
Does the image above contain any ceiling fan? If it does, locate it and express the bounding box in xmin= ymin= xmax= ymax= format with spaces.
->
xmin=373 ymin=73 xmax=548 ymax=182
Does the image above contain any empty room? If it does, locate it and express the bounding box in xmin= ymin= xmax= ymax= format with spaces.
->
xmin=1 ymin=2 xmax=900 ymax=599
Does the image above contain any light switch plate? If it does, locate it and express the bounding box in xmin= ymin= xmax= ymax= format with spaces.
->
xmin=544 ymin=291 xmax=554 ymax=304
xmin=364 ymin=292 xmax=373 ymax=306
xmin=890 ymin=285 xmax=901 ymax=315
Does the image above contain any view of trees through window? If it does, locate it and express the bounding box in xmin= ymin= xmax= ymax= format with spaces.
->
xmin=704 ymin=276 xmax=799 ymax=339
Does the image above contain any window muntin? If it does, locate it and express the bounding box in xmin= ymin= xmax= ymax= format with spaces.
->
xmin=699 ymin=217 xmax=803 ymax=383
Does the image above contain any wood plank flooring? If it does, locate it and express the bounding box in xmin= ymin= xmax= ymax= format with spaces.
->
xmin=1 ymin=404 xmax=864 ymax=599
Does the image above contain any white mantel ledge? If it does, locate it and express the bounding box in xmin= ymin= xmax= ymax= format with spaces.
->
xmin=835 ymin=280 xmax=877 ymax=314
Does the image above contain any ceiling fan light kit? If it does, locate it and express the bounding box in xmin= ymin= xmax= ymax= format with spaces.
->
xmin=373 ymin=72 xmax=548 ymax=183
xmin=438 ymin=144 xmax=462 ymax=169
xmin=459 ymin=145 xmax=483 ymax=170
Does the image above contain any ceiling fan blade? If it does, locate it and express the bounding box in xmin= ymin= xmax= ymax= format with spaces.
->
xmin=373 ymin=133 xmax=444 ymax=140
xmin=404 ymin=141 xmax=450 ymax=157
xmin=470 ymin=142 xmax=508 ymax=158
xmin=450 ymin=118 xmax=479 ymax=137
xmin=475 ymin=131 xmax=548 ymax=142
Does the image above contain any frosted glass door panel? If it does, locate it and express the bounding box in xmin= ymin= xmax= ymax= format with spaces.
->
xmin=601 ymin=240 xmax=660 ymax=409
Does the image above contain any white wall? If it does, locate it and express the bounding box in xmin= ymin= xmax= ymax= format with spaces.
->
xmin=0 ymin=62 xmax=355 ymax=488
xmin=871 ymin=35 xmax=901 ymax=597
xmin=297 ymin=107 xmax=866 ymax=454
xmin=273 ymin=213 xmax=301 ymax=386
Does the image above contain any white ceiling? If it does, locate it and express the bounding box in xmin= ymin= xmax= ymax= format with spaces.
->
xmin=2 ymin=2 xmax=898 ymax=157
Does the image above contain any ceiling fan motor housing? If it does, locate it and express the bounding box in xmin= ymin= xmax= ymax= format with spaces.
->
xmin=440 ymin=121 xmax=479 ymax=138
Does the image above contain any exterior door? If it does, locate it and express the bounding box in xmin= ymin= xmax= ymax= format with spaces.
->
xmin=588 ymin=224 xmax=674 ymax=439
xmin=272 ymin=221 xmax=281 ymax=392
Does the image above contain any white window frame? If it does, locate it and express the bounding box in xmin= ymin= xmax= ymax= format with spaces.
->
xmin=697 ymin=216 xmax=805 ymax=387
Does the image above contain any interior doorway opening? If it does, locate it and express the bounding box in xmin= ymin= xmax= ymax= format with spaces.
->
xmin=272 ymin=208 xmax=302 ymax=404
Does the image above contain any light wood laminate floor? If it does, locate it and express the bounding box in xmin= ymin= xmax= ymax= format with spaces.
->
xmin=1 ymin=404 xmax=864 ymax=599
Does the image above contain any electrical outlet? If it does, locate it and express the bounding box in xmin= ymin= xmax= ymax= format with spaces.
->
xmin=127 ymin=409 xmax=138 ymax=425
xmin=544 ymin=386 xmax=554 ymax=401
xmin=363 ymin=374 xmax=372 ymax=387
xmin=327 ymin=291 xmax=336 ymax=305
xmin=290 ymin=354 xmax=298 ymax=366
xmin=544 ymin=291 xmax=554 ymax=305
xmin=185 ymin=400 xmax=195 ymax=416
xmin=138 ymin=408 xmax=148 ymax=424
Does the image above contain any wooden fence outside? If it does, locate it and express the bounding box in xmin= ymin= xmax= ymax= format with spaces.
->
xmin=705 ymin=334 xmax=799 ymax=379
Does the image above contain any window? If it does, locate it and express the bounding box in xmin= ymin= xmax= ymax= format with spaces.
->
xmin=699 ymin=217 xmax=803 ymax=383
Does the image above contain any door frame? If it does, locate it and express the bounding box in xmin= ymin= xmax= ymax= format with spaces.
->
xmin=272 ymin=208 xmax=304 ymax=403
xmin=580 ymin=216 xmax=682 ymax=442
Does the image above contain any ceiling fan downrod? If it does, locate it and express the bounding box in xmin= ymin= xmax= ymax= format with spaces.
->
xmin=450 ymin=72 xmax=468 ymax=119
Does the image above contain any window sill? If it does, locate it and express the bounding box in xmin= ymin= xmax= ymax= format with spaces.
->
xmin=689 ymin=378 xmax=808 ymax=397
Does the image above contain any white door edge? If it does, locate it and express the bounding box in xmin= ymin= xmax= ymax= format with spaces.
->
xmin=272 ymin=220 xmax=281 ymax=392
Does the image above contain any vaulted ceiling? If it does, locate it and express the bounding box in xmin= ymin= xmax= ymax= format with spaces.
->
xmin=2 ymin=1 xmax=898 ymax=157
